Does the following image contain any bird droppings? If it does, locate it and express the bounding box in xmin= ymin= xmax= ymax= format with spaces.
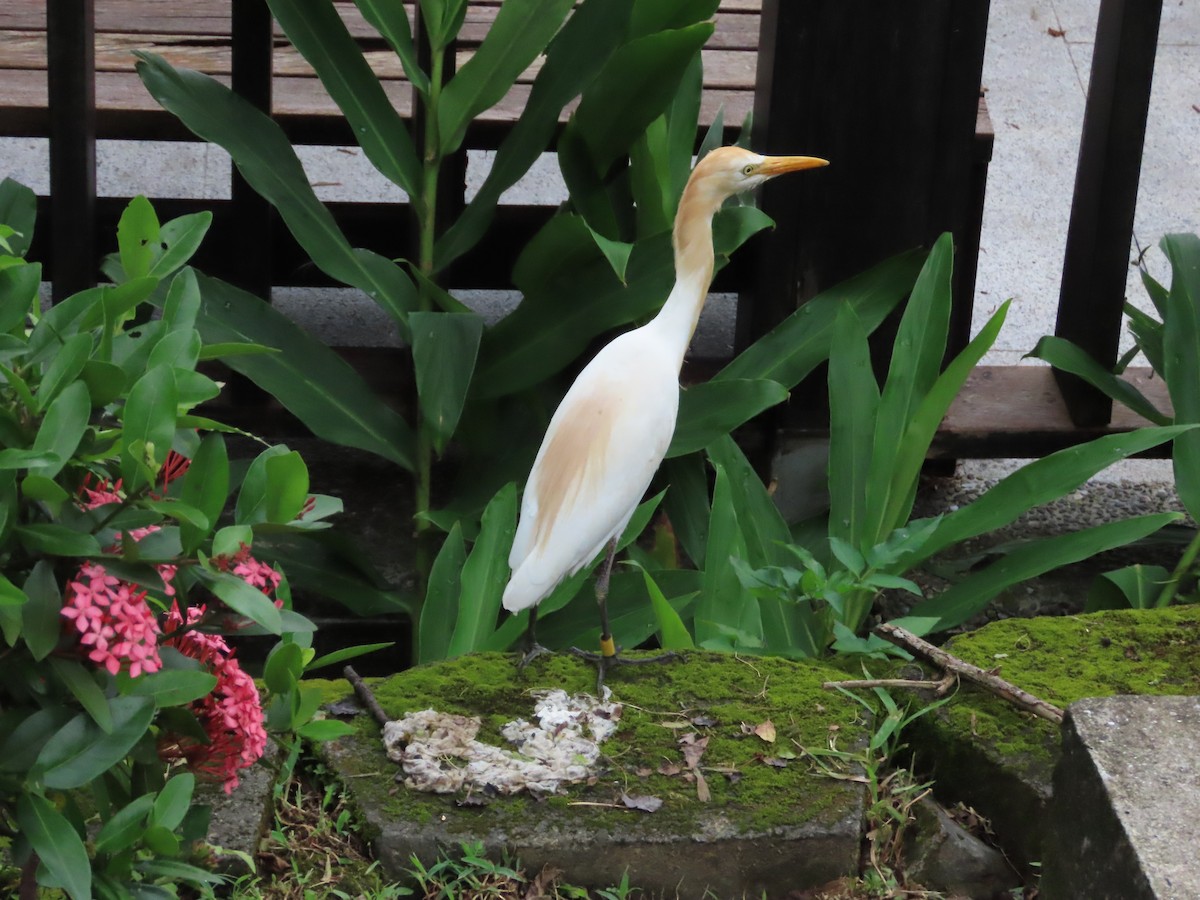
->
xmin=383 ymin=689 xmax=622 ymax=796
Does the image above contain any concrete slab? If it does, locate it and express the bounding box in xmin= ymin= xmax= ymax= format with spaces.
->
xmin=317 ymin=652 xmax=870 ymax=898
xmin=1042 ymin=695 xmax=1200 ymax=900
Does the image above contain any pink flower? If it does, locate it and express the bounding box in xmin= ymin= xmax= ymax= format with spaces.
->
xmin=158 ymin=605 xmax=268 ymax=794
xmin=216 ymin=545 xmax=283 ymax=608
xmin=61 ymin=563 xmax=162 ymax=678
xmin=77 ymin=476 xmax=177 ymax=598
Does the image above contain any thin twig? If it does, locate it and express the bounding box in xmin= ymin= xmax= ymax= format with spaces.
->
xmin=344 ymin=665 xmax=390 ymax=728
xmin=823 ymin=672 xmax=957 ymax=695
xmin=873 ymin=623 xmax=1065 ymax=725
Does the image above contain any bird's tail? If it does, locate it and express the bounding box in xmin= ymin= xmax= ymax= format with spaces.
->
xmin=501 ymin=562 xmax=554 ymax=614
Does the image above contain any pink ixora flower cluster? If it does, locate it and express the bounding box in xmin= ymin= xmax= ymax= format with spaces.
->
xmin=61 ymin=563 xmax=162 ymax=678
xmin=157 ymin=604 xmax=268 ymax=794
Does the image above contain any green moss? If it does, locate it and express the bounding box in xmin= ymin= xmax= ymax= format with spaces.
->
xmin=312 ymin=651 xmax=870 ymax=843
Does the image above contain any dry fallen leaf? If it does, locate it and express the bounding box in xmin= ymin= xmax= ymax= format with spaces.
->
xmin=1047 ymin=26 xmax=1066 ymax=37
xmin=524 ymin=864 xmax=563 ymax=899
xmin=760 ymin=756 xmax=789 ymax=769
xmin=691 ymin=714 xmax=718 ymax=727
xmin=621 ymin=792 xmax=663 ymax=813
xmin=754 ymin=719 xmax=777 ymax=743
xmin=694 ymin=769 xmax=711 ymax=802
xmin=657 ymin=761 xmax=682 ymax=777
xmin=678 ymin=733 xmax=709 ymax=769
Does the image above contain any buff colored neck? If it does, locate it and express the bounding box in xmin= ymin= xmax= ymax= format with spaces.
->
xmin=646 ymin=180 xmax=719 ymax=371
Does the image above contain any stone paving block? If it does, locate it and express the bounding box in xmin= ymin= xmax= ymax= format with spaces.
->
xmin=1042 ymin=695 xmax=1200 ymax=900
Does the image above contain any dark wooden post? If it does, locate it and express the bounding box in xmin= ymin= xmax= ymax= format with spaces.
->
xmin=47 ymin=0 xmax=97 ymax=301
xmin=1054 ymin=0 xmax=1163 ymax=426
xmin=741 ymin=0 xmax=990 ymax=404
xmin=230 ymin=0 xmax=274 ymax=298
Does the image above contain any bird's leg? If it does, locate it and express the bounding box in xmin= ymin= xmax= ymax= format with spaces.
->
xmin=517 ymin=606 xmax=552 ymax=671
xmin=571 ymin=538 xmax=677 ymax=692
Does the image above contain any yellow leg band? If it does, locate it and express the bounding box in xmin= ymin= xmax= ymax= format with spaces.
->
xmin=599 ymin=635 xmax=617 ymax=658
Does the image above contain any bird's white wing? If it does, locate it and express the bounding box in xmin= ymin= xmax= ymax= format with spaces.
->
xmin=503 ymin=334 xmax=678 ymax=612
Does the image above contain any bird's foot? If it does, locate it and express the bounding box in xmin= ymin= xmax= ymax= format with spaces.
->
xmin=568 ymin=646 xmax=678 ymax=692
xmin=517 ymin=641 xmax=553 ymax=672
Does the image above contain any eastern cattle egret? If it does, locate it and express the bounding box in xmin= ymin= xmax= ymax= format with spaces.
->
xmin=503 ymin=146 xmax=829 ymax=683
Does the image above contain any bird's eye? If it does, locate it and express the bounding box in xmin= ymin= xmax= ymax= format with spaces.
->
xmin=742 ymin=164 xmax=756 ymax=176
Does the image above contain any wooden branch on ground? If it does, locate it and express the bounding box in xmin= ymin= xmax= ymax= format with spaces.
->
xmin=823 ymin=672 xmax=957 ymax=695
xmin=344 ymin=665 xmax=390 ymax=728
xmin=873 ymin=623 xmax=1065 ymax=725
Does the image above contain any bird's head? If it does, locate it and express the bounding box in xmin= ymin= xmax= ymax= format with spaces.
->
xmin=688 ymin=146 xmax=829 ymax=204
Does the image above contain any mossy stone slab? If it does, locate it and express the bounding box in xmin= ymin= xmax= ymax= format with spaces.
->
xmin=317 ymin=651 xmax=869 ymax=898
xmin=906 ymin=605 xmax=1200 ymax=868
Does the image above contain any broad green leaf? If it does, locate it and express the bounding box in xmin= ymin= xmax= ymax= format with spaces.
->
xmin=188 ymin=274 xmax=415 ymax=469
xmin=717 ymin=248 xmax=925 ymax=387
xmin=18 ymin=793 xmax=91 ymax=900
xmin=417 ymin=0 xmax=469 ymax=52
xmin=135 ymin=53 xmax=418 ymax=322
xmin=117 ymin=195 xmax=159 ymax=281
xmin=143 ymin=498 xmax=210 ymax=531
xmin=435 ymin=0 xmax=635 ymax=270
xmin=22 ymin=560 xmax=62 ymax=660
xmin=198 ymin=569 xmax=283 ymax=634
xmin=236 ymin=445 xmax=291 ymax=525
xmin=827 ymin=306 xmax=879 ymax=546
xmin=662 ymin=454 xmax=710 ymax=567
xmin=864 ymin=233 xmax=953 ymax=544
xmin=630 ymin=0 xmax=720 ymax=35
xmin=1086 ymin=564 xmax=1171 ymax=611
xmin=1161 ymin=234 xmax=1200 ymax=520
xmin=669 ymin=379 xmax=788 ymax=457
xmin=32 ymin=380 xmax=90 ymax=478
xmin=419 ymin=522 xmax=466 ymax=663
xmin=446 ymin=483 xmax=518 ymax=656
xmin=566 ymin=24 xmax=714 ymax=178
xmin=0 ymin=260 xmax=40 ymax=332
xmin=122 ymin=365 xmax=177 ymax=490
xmin=410 ymin=311 xmax=485 ymax=454
xmin=16 ymin=524 xmax=101 ymax=557
xmin=0 ymin=177 xmax=36 ymax=256
xmin=911 ymin=513 xmax=1182 ymax=631
xmin=630 ymin=117 xmax=673 ymax=238
xmin=79 ymin=276 xmax=158 ymax=332
xmin=179 ymin=433 xmax=228 ymax=553
xmin=147 ymin=328 xmax=202 ymax=373
xmin=267 ymin=0 xmax=422 ymax=197
xmin=305 ymin=641 xmax=395 ymax=672
xmin=1125 ymin=301 xmax=1165 ymax=375
xmin=297 ymin=719 xmax=356 ymax=742
xmin=354 ymin=0 xmax=429 ymax=95
xmin=38 ymin=695 xmax=156 ymax=789
xmin=0 ymin=448 xmax=60 ymax=470
xmin=0 ymin=570 xmax=27 ymax=607
xmin=50 ymin=657 xmax=113 ymax=732
xmin=1028 ymin=334 xmax=1169 ymax=426
xmin=438 ymin=0 xmax=574 ymax=156
xmin=641 ymin=567 xmax=695 ymax=650
xmin=95 ymin=794 xmax=155 ymax=855
xmin=127 ymin=669 xmax=219 ymax=707
xmin=916 ymin=425 xmax=1194 ymax=563
xmin=664 ymin=50 xmax=704 ymax=211
xmin=149 ymin=213 xmax=213 ymax=279
xmin=586 ymin=226 xmax=635 ymax=284
xmin=36 ymin=332 xmax=91 ymax=412
xmin=697 ymin=460 xmax=758 ymax=645
xmin=265 ymin=641 xmax=305 ymax=693
xmin=264 ymin=451 xmax=310 ymax=524
xmin=80 ymin=359 xmax=128 ymax=406
xmin=882 ymin=301 xmax=1010 ymax=533
xmin=151 ymin=772 xmax=194 ymax=832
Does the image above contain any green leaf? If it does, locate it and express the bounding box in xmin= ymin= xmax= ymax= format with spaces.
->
xmin=662 ymin=454 xmax=710 ymax=567
xmin=117 ymin=195 xmax=160 ymax=281
xmin=410 ymin=311 xmax=485 ymax=454
xmin=718 ymin=249 xmax=926 ymax=387
xmin=127 ymin=669 xmax=219 ymax=707
xmin=697 ymin=460 xmax=758 ymax=646
xmin=0 ymin=260 xmax=41 ymax=332
xmin=151 ymin=772 xmax=194 ymax=831
xmin=36 ymin=333 xmax=92 ymax=412
xmin=18 ymin=793 xmax=92 ymax=900
xmin=188 ymin=273 xmax=415 ymax=469
xmin=266 ymin=0 xmax=422 ymax=197
xmin=669 ymin=379 xmax=788 ymax=457
xmin=864 ymin=232 xmax=953 ymax=543
xmin=236 ymin=445 xmax=291 ymax=525
xmin=435 ymin=0 xmax=634 ymax=270
xmin=121 ymin=366 xmax=177 ymax=490
xmin=827 ymin=306 xmax=879 ymax=546
xmin=50 ymin=657 xmax=113 ymax=732
xmin=38 ymin=696 xmax=156 ymax=789
xmin=199 ymin=569 xmax=283 ymax=634
xmin=630 ymin=0 xmax=720 ymax=35
xmin=438 ymin=0 xmax=574 ymax=155
xmin=1028 ymin=334 xmax=1169 ymax=426
xmin=95 ymin=794 xmax=155 ymax=856
xmin=32 ymin=380 xmax=90 ymax=479
xmin=911 ymin=513 xmax=1182 ymax=631
xmin=640 ymin=566 xmax=695 ymax=650
xmin=446 ymin=483 xmax=517 ymax=656
xmin=135 ymin=53 xmax=419 ymax=323
xmin=149 ymin=213 xmax=213 ymax=279
xmin=916 ymin=425 xmax=1195 ymax=563
xmin=354 ymin=0 xmax=429 ymax=95
xmin=264 ymin=451 xmax=310 ymax=524
xmin=17 ymin=524 xmax=102 ymax=557
xmin=1161 ymin=234 xmax=1200 ymax=520
xmin=419 ymin=522 xmax=466 ymax=664
xmin=1086 ymin=564 xmax=1171 ymax=611
xmin=179 ymin=433 xmax=229 ymax=553
xmin=22 ymin=560 xmax=62 ymax=660
xmin=142 ymin=824 xmax=182 ymax=857
xmin=264 ymin=641 xmax=305 ymax=693
xmin=305 ymin=641 xmax=395 ymax=673
xmin=80 ymin=360 xmax=128 ymax=406
xmin=297 ymin=719 xmax=356 ymax=742
xmin=586 ymin=226 xmax=635 ymax=284
xmin=0 ymin=177 xmax=37 ymax=257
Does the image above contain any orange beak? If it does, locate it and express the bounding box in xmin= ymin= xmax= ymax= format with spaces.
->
xmin=758 ymin=155 xmax=830 ymax=176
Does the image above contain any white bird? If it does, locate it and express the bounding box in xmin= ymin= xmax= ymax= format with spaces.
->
xmin=502 ymin=146 xmax=829 ymax=678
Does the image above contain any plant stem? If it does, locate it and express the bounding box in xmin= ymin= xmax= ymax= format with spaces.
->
xmin=1154 ymin=525 xmax=1200 ymax=607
